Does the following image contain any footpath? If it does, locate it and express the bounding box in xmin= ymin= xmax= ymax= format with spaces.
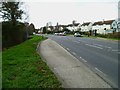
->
xmin=38 ymin=39 xmax=111 ymax=88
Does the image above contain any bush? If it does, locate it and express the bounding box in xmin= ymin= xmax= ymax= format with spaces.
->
xmin=96 ymin=32 xmax=120 ymax=39
xmin=2 ymin=21 xmax=27 ymax=49
xmin=82 ymin=32 xmax=89 ymax=35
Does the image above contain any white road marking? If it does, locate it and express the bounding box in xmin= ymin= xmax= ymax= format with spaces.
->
xmin=72 ymin=52 xmax=76 ymax=55
xmin=106 ymin=47 xmax=112 ymax=49
xmin=112 ymin=50 xmax=119 ymax=52
xmin=80 ymin=41 xmax=87 ymax=43
xmin=85 ymin=44 xmax=103 ymax=49
xmin=94 ymin=44 xmax=103 ymax=47
xmin=112 ymin=50 xmax=120 ymax=54
xmin=79 ymin=57 xmax=87 ymax=62
xmin=95 ymin=67 xmax=106 ymax=76
xmin=66 ymin=48 xmax=70 ymax=51
xmin=81 ymin=59 xmax=87 ymax=62
xmin=74 ymin=41 xmax=80 ymax=43
xmin=94 ymin=44 xmax=112 ymax=49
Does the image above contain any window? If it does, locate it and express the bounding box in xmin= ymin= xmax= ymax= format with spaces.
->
xmin=113 ymin=24 xmax=115 ymax=26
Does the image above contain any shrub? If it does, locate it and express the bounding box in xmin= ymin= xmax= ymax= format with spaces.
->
xmin=96 ymin=32 xmax=120 ymax=39
xmin=2 ymin=21 xmax=27 ymax=49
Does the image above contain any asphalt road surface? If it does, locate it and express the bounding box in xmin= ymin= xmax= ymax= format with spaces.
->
xmin=46 ymin=35 xmax=119 ymax=88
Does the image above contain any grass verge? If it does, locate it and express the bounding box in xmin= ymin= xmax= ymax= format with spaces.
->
xmin=91 ymin=36 xmax=120 ymax=41
xmin=2 ymin=35 xmax=62 ymax=88
xmin=83 ymin=35 xmax=120 ymax=41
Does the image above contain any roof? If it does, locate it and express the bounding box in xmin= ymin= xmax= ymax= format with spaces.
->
xmin=58 ymin=25 xmax=67 ymax=27
xmin=93 ymin=20 xmax=114 ymax=26
xmin=103 ymin=20 xmax=114 ymax=25
xmin=74 ymin=23 xmax=80 ymax=26
xmin=67 ymin=23 xmax=80 ymax=27
xmin=48 ymin=26 xmax=54 ymax=29
xmin=93 ymin=21 xmax=103 ymax=26
xmin=81 ymin=22 xmax=91 ymax=26
xmin=67 ymin=24 xmax=73 ymax=27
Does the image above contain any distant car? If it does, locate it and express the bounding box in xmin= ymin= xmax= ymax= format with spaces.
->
xmin=33 ymin=32 xmax=36 ymax=34
xmin=74 ymin=33 xmax=81 ymax=37
xmin=54 ymin=33 xmax=59 ymax=35
xmin=59 ymin=32 xmax=66 ymax=36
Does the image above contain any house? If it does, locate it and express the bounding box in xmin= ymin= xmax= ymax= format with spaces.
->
xmin=92 ymin=20 xmax=114 ymax=34
xmin=111 ymin=19 xmax=120 ymax=32
xmin=67 ymin=23 xmax=80 ymax=31
xmin=38 ymin=27 xmax=43 ymax=34
xmin=58 ymin=25 xmax=67 ymax=31
xmin=47 ymin=26 xmax=54 ymax=31
xmin=47 ymin=24 xmax=68 ymax=32
xmin=81 ymin=22 xmax=93 ymax=32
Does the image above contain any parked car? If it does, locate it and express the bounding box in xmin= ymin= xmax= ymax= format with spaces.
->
xmin=54 ymin=33 xmax=59 ymax=36
xmin=61 ymin=32 xmax=66 ymax=36
xmin=74 ymin=33 xmax=81 ymax=37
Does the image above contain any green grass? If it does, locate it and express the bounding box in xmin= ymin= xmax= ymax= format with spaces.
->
xmin=96 ymin=37 xmax=120 ymax=40
xmin=2 ymin=35 xmax=62 ymax=88
xmin=82 ymin=35 xmax=120 ymax=40
xmin=89 ymin=36 xmax=120 ymax=40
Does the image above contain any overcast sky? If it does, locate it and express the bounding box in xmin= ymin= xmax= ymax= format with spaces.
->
xmin=21 ymin=0 xmax=119 ymax=28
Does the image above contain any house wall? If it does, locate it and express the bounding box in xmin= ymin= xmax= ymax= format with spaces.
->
xmin=81 ymin=25 xmax=89 ymax=32
xmin=67 ymin=26 xmax=78 ymax=31
xmin=81 ymin=26 xmax=85 ymax=32
xmin=85 ymin=25 xmax=89 ymax=31
xmin=87 ymin=23 xmax=93 ymax=31
xmin=92 ymin=24 xmax=113 ymax=34
xmin=59 ymin=27 xmax=63 ymax=31
xmin=112 ymin=20 xmax=117 ymax=29
xmin=67 ymin=27 xmax=72 ymax=31
xmin=81 ymin=23 xmax=93 ymax=32
xmin=111 ymin=20 xmax=120 ymax=32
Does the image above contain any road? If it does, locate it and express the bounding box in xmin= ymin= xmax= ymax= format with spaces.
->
xmin=44 ymin=35 xmax=119 ymax=88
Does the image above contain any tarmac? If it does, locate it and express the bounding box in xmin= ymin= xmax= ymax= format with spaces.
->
xmin=38 ymin=39 xmax=112 ymax=88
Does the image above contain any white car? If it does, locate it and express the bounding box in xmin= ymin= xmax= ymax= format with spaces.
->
xmin=59 ymin=32 xmax=66 ymax=36
xmin=54 ymin=33 xmax=59 ymax=35
xmin=74 ymin=33 xmax=81 ymax=37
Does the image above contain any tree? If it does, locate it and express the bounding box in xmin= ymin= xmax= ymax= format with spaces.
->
xmin=43 ymin=27 xmax=47 ymax=34
xmin=28 ymin=23 xmax=35 ymax=35
xmin=1 ymin=1 xmax=28 ymax=48
xmin=1 ymin=1 xmax=24 ymax=25
xmin=1 ymin=1 xmax=23 ymax=20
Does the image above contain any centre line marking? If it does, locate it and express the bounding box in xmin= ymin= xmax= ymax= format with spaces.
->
xmin=112 ymin=50 xmax=118 ymax=52
xmin=94 ymin=44 xmax=112 ymax=49
xmin=74 ymin=41 xmax=79 ymax=43
xmin=85 ymin=44 xmax=103 ymax=49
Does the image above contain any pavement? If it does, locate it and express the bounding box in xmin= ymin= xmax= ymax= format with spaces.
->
xmin=38 ymin=39 xmax=111 ymax=88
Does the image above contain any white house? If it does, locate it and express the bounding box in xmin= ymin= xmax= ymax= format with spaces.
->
xmin=67 ymin=23 xmax=80 ymax=31
xmin=111 ymin=19 xmax=120 ymax=32
xmin=81 ymin=22 xmax=92 ymax=32
xmin=92 ymin=20 xmax=114 ymax=34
